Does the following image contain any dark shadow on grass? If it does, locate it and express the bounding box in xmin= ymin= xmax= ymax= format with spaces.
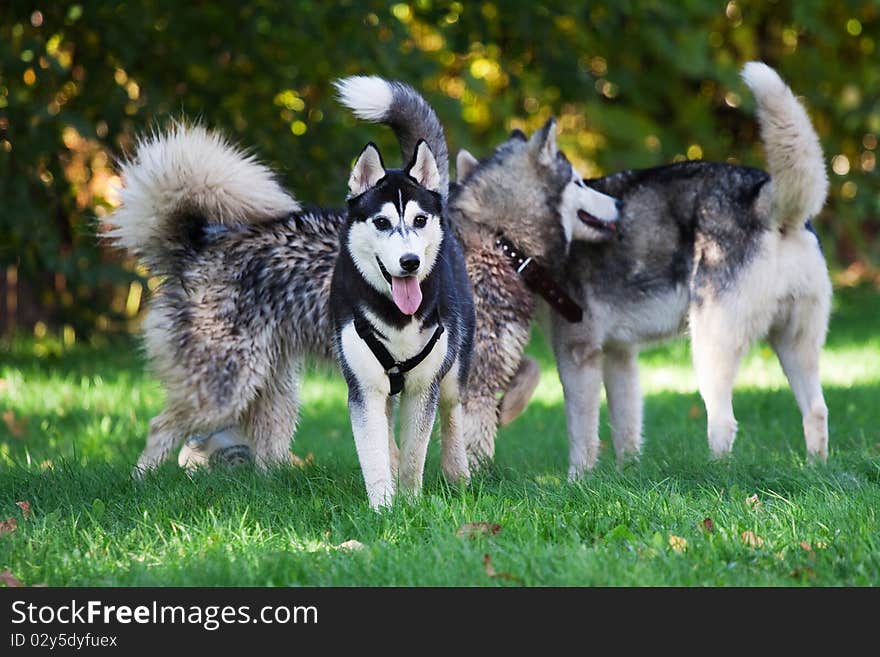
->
xmin=489 ymin=380 xmax=880 ymax=498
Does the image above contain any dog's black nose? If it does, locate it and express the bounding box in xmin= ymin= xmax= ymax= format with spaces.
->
xmin=615 ymin=199 xmax=624 ymax=213
xmin=399 ymin=253 xmax=420 ymax=273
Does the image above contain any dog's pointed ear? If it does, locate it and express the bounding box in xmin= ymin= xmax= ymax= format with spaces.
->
xmin=529 ymin=118 xmax=558 ymax=167
xmin=456 ymin=149 xmax=479 ymax=182
xmin=348 ymin=143 xmax=386 ymax=197
xmin=406 ymin=139 xmax=441 ymax=192
xmin=508 ymin=128 xmax=527 ymax=142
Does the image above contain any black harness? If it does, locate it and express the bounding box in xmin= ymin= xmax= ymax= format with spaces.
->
xmin=353 ymin=308 xmax=445 ymax=395
xmin=496 ymin=236 xmax=584 ymax=323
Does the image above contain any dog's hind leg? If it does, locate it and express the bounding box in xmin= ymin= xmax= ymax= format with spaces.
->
xmin=439 ymin=365 xmax=470 ymax=484
xmin=462 ymin=395 xmax=499 ymax=468
xmin=398 ymin=383 xmax=441 ymax=497
xmin=603 ymin=346 xmax=643 ymax=465
xmin=770 ymin=301 xmax=830 ymax=461
xmin=136 ymin=408 xmax=188 ymax=475
xmin=691 ymin=305 xmax=748 ymax=458
xmin=557 ymin=342 xmax=604 ymax=479
xmin=246 ymin=358 xmax=300 ymax=468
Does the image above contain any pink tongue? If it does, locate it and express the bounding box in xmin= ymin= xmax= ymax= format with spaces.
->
xmin=391 ymin=276 xmax=422 ymax=315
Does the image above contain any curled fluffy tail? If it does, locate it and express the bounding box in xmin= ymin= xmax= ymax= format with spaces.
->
xmin=741 ymin=62 xmax=827 ymax=230
xmin=104 ymin=123 xmax=298 ymax=271
xmin=334 ymin=76 xmax=450 ymax=195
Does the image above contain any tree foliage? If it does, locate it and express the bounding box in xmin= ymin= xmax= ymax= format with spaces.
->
xmin=1 ymin=1 xmax=877 ymax=333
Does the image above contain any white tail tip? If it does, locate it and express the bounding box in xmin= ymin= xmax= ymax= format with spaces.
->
xmin=741 ymin=61 xmax=786 ymax=97
xmin=334 ymin=75 xmax=393 ymax=122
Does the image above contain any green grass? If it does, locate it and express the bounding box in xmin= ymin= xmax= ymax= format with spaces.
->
xmin=1 ymin=286 xmax=879 ymax=586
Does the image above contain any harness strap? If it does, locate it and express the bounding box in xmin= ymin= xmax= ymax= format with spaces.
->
xmin=496 ymin=236 xmax=584 ymax=323
xmin=353 ymin=308 xmax=445 ymax=395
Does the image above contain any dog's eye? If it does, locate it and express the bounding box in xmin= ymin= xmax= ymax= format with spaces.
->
xmin=413 ymin=214 xmax=428 ymax=228
xmin=373 ymin=216 xmax=391 ymax=230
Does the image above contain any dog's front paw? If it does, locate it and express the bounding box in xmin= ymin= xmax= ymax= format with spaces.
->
xmin=615 ymin=447 xmax=641 ymax=469
xmin=442 ymin=462 xmax=470 ymax=487
xmin=366 ymin=480 xmax=396 ymax=511
xmin=567 ymin=462 xmax=595 ymax=482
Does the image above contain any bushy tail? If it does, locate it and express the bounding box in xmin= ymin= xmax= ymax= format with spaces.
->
xmin=741 ymin=62 xmax=827 ymax=230
xmin=104 ymin=123 xmax=298 ymax=271
xmin=334 ymin=76 xmax=450 ymax=195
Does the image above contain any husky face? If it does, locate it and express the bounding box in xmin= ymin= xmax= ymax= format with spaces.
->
xmin=451 ymin=119 xmax=620 ymax=266
xmin=346 ymin=141 xmax=444 ymax=316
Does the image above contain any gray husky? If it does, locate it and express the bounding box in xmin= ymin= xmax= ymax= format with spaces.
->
xmin=462 ymin=62 xmax=832 ymax=474
xmin=106 ymin=124 xmax=341 ymax=472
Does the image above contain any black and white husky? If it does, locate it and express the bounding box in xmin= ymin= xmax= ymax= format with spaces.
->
xmin=467 ymin=62 xmax=832 ymax=473
xmin=331 ymin=141 xmax=474 ymax=508
xmin=336 ymin=78 xmax=622 ymax=468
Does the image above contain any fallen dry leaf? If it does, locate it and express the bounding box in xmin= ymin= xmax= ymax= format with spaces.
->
xmin=799 ymin=541 xmax=813 ymax=552
xmin=0 ymin=517 xmax=16 ymax=536
xmin=290 ymin=451 xmax=314 ymax=469
xmin=688 ymin=404 xmax=703 ymax=420
xmin=2 ymin=410 xmax=26 ymax=438
xmin=15 ymin=501 xmax=31 ymax=519
xmin=0 ymin=570 xmax=23 ymax=587
xmin=741 ymin=530 xmax=764 ymax=548
xmin=745 ymin=494 xmax=761 ymax=510
xmin=790 ymin=567 xmax=817 ymax=580
xmin=335 ymin=540 xmax=364 ymax=551
xmin=668 ymin=535 xmax=688 ymax=553
xmin=457 ymin=522 xmax=502 ymax=539
xmin=483 ymin=553 xmax=497 ymax=576
xmin=483 ymin=554 xmax=522 ymax=583
xmin=701 ymin=517 xmax=715 ymax=533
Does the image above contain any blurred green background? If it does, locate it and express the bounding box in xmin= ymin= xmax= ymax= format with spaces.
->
xmin=1 ymin=1 xmax=878 ymax=338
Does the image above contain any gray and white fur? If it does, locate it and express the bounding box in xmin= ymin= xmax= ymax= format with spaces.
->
xmin=501 ymin=62 xmax=832 ymax=474
xmin=104 ymin=123 xmax=343 ymax=472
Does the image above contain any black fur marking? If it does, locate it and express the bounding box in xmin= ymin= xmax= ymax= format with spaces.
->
xmin=376 ymin=257 xmax=392 ymax=284
xmin=805 ymin=220 xmax=822 ymax=253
